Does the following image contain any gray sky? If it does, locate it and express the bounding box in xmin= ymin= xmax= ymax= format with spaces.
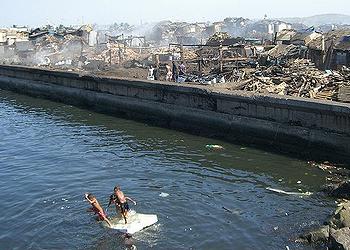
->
xmin=2 ymin=0 xmax=350 ymax=27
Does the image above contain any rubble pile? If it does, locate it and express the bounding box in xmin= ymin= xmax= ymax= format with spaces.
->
xmin=229 ymin=59 xmax=350 ymax=101
xmin=183 ymin=49 xmax=197 ymax=60
xmin=206 ymin=32 xmax=231 ymax=45
xmin=263 ymin=44 xmax=303 ymax=60
xmin=92 ymin=44 xmax=141 ymax=64
xmin=31 ymin=34 xmax=86 ymax=67
xmin=1 ymin=22 xmax=349 ymax=103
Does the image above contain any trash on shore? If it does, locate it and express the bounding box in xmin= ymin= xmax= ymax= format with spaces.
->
xmin=266 ymin=187 xmax=312 ymax=196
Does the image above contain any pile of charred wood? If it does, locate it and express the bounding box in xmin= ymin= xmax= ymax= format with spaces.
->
xmin=226 ymin=59 xmax=350 ymax=102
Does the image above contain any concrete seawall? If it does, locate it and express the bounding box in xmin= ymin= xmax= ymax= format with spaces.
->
xmin=0 ymin=65 xmax=349 ymax=164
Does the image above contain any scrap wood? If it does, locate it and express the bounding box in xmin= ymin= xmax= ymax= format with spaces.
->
xmin=221 ymin=58 xmax=349 ymax=101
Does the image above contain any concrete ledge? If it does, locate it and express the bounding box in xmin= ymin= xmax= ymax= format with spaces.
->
xmin=0 ymin=65 xmax=349 ymax=164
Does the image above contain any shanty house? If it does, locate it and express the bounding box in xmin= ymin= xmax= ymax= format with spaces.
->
xmin=290 ymin=30 xmax=322 ymax=46
xmin=307 ymin=29 xmax=350 ymax=69
xmin=331 ymin=35 xmax=350 ymax=68
xmin=275 ymin=29 xmax=297 ymax=45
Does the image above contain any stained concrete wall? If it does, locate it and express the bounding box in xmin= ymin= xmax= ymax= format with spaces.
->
xmin=0 ymin=65 xmax=349 ymax=164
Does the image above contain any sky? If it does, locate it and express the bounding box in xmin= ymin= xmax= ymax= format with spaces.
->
xmin=1 ymin=0 xmax=350 ymax=27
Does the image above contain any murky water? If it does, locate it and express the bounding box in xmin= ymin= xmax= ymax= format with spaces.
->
xmin=0 ymin=90 xmax=335 ymax=249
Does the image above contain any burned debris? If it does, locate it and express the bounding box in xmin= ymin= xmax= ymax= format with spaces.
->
xmin=0 ymin=19 xmax=350 ymax=103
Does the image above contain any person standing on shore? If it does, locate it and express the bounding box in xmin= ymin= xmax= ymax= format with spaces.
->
xmin=172 ymin=61 xmax=178 ymax=82
xmin=179 ymin=61 xmax=186 ymax=76
xmin=147 ymin=65 xmax=155 ymax=80
xmin=153 ymin=65 xmax=159 ymax=81
xmin=166 ymin=64 xmax=172 ymax=81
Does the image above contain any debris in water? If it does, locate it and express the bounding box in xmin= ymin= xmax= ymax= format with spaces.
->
xmin=222 ymin=206 xmax=233 ymax=213
xmin=222 ymin=206 xmax=241 ymax=215
xmin=206 ymin=144 xmax=224 ymax=150
xmin=159 ymin=192 xmax=169 ymax=198
xmin=266 ymin=187 xmax=312 ymax=196
xmin=297 ymin=180 xmax=302 ymax=184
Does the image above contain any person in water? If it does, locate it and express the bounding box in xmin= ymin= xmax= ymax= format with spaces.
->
xmin=108 ymin=186 xmax=136 ymax=224
xmin=85 ymin=193 xmax=112 ymax=227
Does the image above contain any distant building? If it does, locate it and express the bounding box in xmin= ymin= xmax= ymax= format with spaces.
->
xmin=88 ymin=30 xmax=97 ymax=47
xmin=0 ymin=30 xmax=7 ymax=45
xmin=268 ymin=21 xmax=292 ymax=35
xmin=205 ymin=22 xmax=226 ymax=37
xmin=175 ymin=24 xmax=205 ymax=44
xmin=0 ymin=26 xmax=29 ymax=46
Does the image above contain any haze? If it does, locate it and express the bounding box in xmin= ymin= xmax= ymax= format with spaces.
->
xmin=2 ymin=0 xmax=350 ymax=27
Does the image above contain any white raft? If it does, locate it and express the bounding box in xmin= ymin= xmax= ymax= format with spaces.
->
xmin=103 ymin=211 xmax=158 ymax=234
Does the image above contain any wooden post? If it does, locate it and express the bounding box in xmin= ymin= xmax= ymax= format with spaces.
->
xmin=155 ymin=54 xmax=160 ymax=67
xmin=219 ymin=44 xmax=223 ymax=73
xmin=198 ymin=47 xmax=202 ymax=74
xmin=80 ymin=38 xmax=83 ymax=58
xmin=180 ymin=44 xmax=184 ymax=61
xmin=109 ymin=49 xmax=112 ymax=66
xmin=118 ymin=43 xmax=121 ymax=64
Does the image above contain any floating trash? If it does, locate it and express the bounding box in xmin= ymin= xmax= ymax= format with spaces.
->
xmin=266 ymin=187 xmax=312 ymax=196
xmin=206 ymin=144 xmax=224 ymax=150
xmin=159 ymin=192 xmax=169 ymax=198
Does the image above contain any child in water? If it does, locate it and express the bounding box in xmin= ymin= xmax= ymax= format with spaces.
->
xmin=108 ymin=186 xmax=136 ymax=224
xmin=85 ymin=193 xmax=112 ymax=227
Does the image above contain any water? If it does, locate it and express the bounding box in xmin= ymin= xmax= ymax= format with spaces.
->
xmin=0 ymin=90 xmax=335 ymax=250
